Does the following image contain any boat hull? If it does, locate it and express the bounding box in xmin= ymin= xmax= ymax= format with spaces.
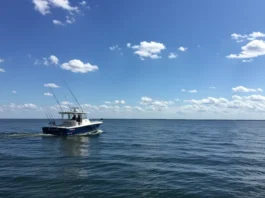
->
xmin=42 ymin=123 xmax=101 ymax=136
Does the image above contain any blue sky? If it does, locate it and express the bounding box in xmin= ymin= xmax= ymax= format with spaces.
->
xmin=1 ymin=0 xmax=265 ymax=119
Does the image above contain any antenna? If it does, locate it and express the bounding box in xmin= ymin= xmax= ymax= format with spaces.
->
xmin=64 ymin=82 xmax=84 ymax=112
xmin=49 ymin=88 xmax=63 ymax=112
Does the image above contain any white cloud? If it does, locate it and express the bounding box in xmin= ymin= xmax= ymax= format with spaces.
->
xmin=44 ymin=83 xmax=60 ymax=88
xmin=43 ymin=58 xmax=49 ymax=65
xmin=0 ymin=68 xmax=5 ymax=72
xmin=178 ymin=46 xmax=188 ymax=52
xmin=44 ymin=92 xmax=53 ymax=96
xmin=79 ymin=1 xmax=86 ymax=5
xmin=188 ymin=90 xmax=197 ymax=93
xmin=53 ymin=19 xmax=65 ymax=26
xmin=33 ymin=0 xmax=51 ymax=15
xmin=104 ymin=101 xmax=112 ymax=104
xmin=134 ymin=106 xmax=144 ymax=112
xmin=61 ymin=101 xmax=73 ymax=105
xmin=123 ymin=106 xmax=132 ymax=112
xmin=66 ymin=16 xmax=75 ymax=24
xmin=109 ymin=45 xmax=121 ymax=51
xmin=140 ymin=96 xmax=174 ymax=111
xmin=242 ymin=59 xmax=253 ymax=63
xmin=49 ymin=55 xmax=59 ymax=64
xmin=232 ymin=86 xmax=263 ymax=93
xmin=181 ymin=89 xmax=197 ymax=93
xmin=33 ymin=0 xmax=79 ymax=25
xmin=120 ymin=100 xmax=126 ymax=104
xmin=168 ymin=52 xmax=177 ymax=59
xmin=131 ymin=41 xmax=166 ymax=60
xmin=227 ymin=40 xmax=265 ymax=59
xmin=114 ymin=100 xmax=120 ymax=104
xmin=127 ymin=43 xmax=131 ymax=48
xmin=0 ymin=58 xmax=4 ymax=63
xmin=12 ymin=91 xmax=17 ymax=94
xmin=49 ymin=0 xmax=78 ymax=12
xmin=179 ymin=94 xmax=265 ymax=115
xmin=10 ymin=103 xmax=37 ymax=109
xmin=140 ymin=97 xmax=153 ymax=104
xmin=231 ymin=33 xmax=248 ymax=43
xmin=209 ymin=86 xmax=216 ymax=89
xmin=61 ymin=59 xmax=98 ymax=73
xmin=231 ymin=32 xmax=265 ymax=43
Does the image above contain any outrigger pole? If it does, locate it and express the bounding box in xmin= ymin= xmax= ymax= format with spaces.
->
xmin=49 ymin=88 xmax=63 ymax=112
xmin=42 ymin=105 xmax=51 ymax=122
xmin=64 ymin=82 xmax=84 ymax=113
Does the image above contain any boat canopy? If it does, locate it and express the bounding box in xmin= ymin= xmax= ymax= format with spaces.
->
xmin=59 ymin=111 xmax=87 ymax=115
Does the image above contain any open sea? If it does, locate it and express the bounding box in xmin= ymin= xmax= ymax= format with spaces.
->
xmin=1 ymin=119 xmax=265 ymax=197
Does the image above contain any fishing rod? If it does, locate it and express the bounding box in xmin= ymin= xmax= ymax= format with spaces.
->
xmin=49 ymin=88 xmax=63 ymax=112
xmin=64 ymin=81 xmax=84 ymax=112
xmin=42 ymin=105 xmax=52 ymax=123
xmin=45 ymin=105 xmax=54 ymax=123
xmin=64 ymin=95 xmax=72 ymax=110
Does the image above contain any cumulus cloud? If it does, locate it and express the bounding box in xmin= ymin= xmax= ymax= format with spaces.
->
xmin=104 ymin=100 xmax=126 ymax=105
xmin=53 ymin=19 xmax=65 ymax=26
xmin=131 ymin=41 xmax=166 ymax=60
xmin=140 ymin=96 xmax=174 ymax=111
xmin=33 ymin=0 xmax=81 ymax=26
xmin=44 ymin=83 xmax=60 ymax=88
xmin=179 ymin=94 xmax=265 ymax=115
xmin=232 ymin=86 xmax=263 ymax=93
xmin=79 ymin=1 xmax=86 ymax=5
xmin=168 ymin=53 xmax=177 ymax=59
xmin=209 ymin=86 xmax=216 ymax=89
xmin=227 ymin=40 xmax=265 ymax=59
xmin=188 ymin=90 xmax=197 ymax=93
xmin=49 ymin=55 xmax=59 ymax=64
xmin=33 ymin=0 xmax=51 ymax=15
xmin=109 ymin=45 xmax=121 ymax=51
xmin=0 ymin=68 xmax=5 ymax=72
xmin=181 ymin=89 xmax=197 ymax=93
xmin=33 ymin=0 xmax=78 ymax=15
xmin=66 ymin=16 xmax=75 ymax=24
xmin=12 ymin=91 xmax=17 ymax=94
xmin=8 ymin=103 xmax=38 ymax=110
xmin=34 ymin=55 xmax=59 ymax=65
xmin=231 ymin=32 xmax=265 ymax=43
xmin=44 ymin=92 xmax=53 ymax=96
xmin=61 ymin=59 xmax=98 ymax=73
xmin=178 ymin=46 xmax=188 ymax=52
xmin=0 ymin=58 xmax=4 ymax=63
xmin=127 ymin=43 xmax=131 ymax=48
xmin=242 ymin=59 xmax=253 ymax=63
xmin=134 ymin=106 xmax=144 ymax=112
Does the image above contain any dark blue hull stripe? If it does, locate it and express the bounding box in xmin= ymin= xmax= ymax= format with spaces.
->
xmin=42 ymin=124 xmax=101 ymax=136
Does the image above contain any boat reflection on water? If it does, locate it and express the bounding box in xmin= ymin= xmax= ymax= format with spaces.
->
xmin=41 ymin=133 xmax=102 ymax=179
xmin=60 ymin=136 xmax=91 ymax=157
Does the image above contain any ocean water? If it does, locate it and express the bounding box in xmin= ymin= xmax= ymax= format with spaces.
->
xmin=1 ymin=119 xmax=265 ymax=197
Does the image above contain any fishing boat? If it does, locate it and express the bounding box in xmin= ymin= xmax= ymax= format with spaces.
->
xmin=42 ymin=83 xmax=103 ymax=136
xmin=42 ymin=107 xmax=103 ymax=136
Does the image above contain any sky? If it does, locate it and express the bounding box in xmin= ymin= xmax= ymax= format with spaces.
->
xmin=1 ymin=0 xmax=265 ymax=119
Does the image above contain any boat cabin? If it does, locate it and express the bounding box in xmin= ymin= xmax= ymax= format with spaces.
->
xmin=59 ymin=107 xmax=90 ymax=127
